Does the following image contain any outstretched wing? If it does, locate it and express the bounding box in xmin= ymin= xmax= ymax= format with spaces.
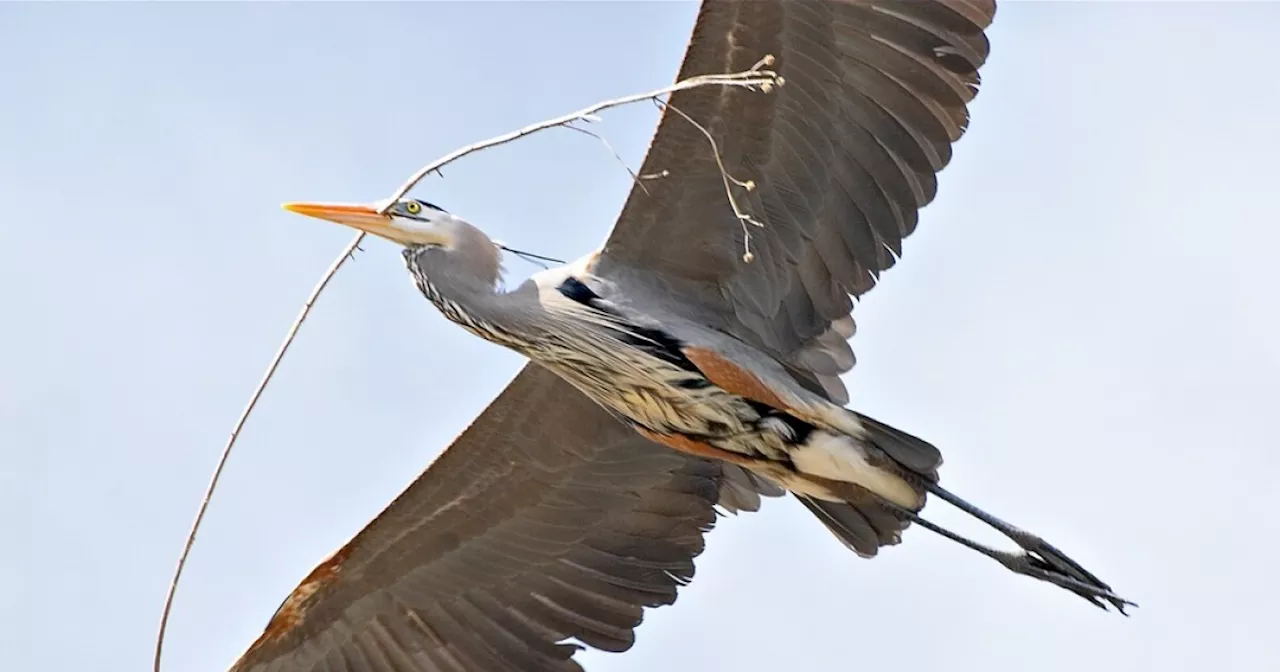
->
xmin=232 ymin=3 xmax=995 ymax=669
xmin=596 ymin=0 xmax=997 ymax=403
xmin=229 ymin=364 xmax=779 ymax=672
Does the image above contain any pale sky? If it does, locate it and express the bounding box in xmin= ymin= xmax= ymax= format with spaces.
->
xmin=4 ymin=2 xmax=1279 ymax=671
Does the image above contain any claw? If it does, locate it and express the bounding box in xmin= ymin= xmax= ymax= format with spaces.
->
xmin=1008 ymin=531 xmax=1135 ymax=613
xmin=997 ymin=548 xmax=1136 ymax=614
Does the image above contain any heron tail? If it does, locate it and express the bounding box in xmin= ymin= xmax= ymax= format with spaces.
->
xmin=797 ymin=495 xmax=911 ymax=558
xmin=848 ymin=411 xmax=945 ymax=480
xmin=783 ymin=412 xmax=942 ymax=558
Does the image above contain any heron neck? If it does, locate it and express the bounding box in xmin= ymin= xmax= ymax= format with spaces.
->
xmin=403 ymin=248 xmax=535 ymax=348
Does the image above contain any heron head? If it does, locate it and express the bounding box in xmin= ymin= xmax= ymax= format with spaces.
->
xmin=282 ymin=198 xmax=460 ymax=249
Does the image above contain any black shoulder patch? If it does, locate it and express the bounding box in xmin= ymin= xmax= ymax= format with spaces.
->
xmin=556 ymin=276 xmax=602 ymax=305
xmin=556 ymin=276 xmax=702 ymax=375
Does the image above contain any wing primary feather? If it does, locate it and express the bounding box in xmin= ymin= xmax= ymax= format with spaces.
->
xmin=523 ymin=592 xmax=638 ymax=654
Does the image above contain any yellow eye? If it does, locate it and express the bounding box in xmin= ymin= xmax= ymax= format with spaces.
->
xmin=404 ymin=201 xmax=422 ymax=215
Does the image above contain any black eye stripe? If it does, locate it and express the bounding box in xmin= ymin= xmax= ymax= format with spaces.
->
xmin=414 ymin=199 xmax=447 ymax=213
xmin=397 ymin=199 xmax=448 ymax=219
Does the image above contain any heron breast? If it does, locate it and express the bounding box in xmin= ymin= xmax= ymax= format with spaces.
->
xmin=544 ymin=343 xmax=755 ymax=440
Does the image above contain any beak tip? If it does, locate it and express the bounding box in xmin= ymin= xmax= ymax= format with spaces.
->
xmin=278 ymin=200 xmax=386 ymax=234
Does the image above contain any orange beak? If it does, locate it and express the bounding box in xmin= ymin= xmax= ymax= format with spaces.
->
xmin=282 ymin=201 xmax=393 ymax=233
xmin=282 ymin=200 xmax=449 ymax=247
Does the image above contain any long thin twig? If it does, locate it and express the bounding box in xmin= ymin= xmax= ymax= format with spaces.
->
xmin=653 ymin=97 xmax=764 ymax=262
xmin=564 ymin=123 xmax=651 ymax=195
xmin=156 ymin=54 xmax=782 ymax=672
xmin=153 ymin=232 xmax=365 ymax=672
xmin=377 ymin=55 xmax=780 ymax=212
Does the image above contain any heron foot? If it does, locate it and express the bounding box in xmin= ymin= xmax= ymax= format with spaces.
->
xmin=1002 ymin=527 xmax=1134 ymax=613
xmin=889 ymin=510 xmax=1133 ymax=612
xmin=994 ymin=546 xmax=1135 ymax=613
xmin=876 ymin=482 xmax=1134 ymax=613
xmin=923 ymin=482 xmax=1133 ymax=611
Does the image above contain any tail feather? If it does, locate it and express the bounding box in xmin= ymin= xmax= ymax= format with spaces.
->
xmin=850 ymin=498 xmax=911 ymax=545
xmin=798 ymin=496 xmax=907 ymax=558
xmin=852 ymin=411 xmax=943 ymax=480
xmin=792 ymin=412 xmax=942 ymax=558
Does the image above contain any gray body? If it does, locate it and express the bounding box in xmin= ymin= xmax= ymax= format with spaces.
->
xmin=416 ymin=247 xmax=806 ymax=463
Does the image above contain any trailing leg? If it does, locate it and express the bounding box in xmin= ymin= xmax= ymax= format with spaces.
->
xmin=850 ymin=411 xmax=1134 ymax=612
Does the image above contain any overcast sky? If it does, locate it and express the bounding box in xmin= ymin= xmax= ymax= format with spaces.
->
xmin=4 ymin=2 xmax=1279 ymax=671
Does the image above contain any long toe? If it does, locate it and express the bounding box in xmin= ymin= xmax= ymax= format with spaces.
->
xmin=1008 ymin=531 xmax=1134 ymax=614
xmin=999 ymin=550 xmax=1135 ymax=614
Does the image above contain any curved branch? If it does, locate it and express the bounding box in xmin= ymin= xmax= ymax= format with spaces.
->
xmin=378 ymin=54 xmax=780 ymax=211
xmin=152 ymin=232 xmax=365 ymax=672
xmin=155 ymin=53 xmax=782 ymax=672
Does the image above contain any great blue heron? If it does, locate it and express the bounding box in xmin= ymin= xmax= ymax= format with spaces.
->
xmin=230 ymin=1 xmax=1130 ymax=670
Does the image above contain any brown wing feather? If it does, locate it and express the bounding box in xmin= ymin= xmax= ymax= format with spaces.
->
xmin=228 ymin=365 xmax=775 ymax=672
xmin=596 ymin=0 xmax=997 ymax=402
